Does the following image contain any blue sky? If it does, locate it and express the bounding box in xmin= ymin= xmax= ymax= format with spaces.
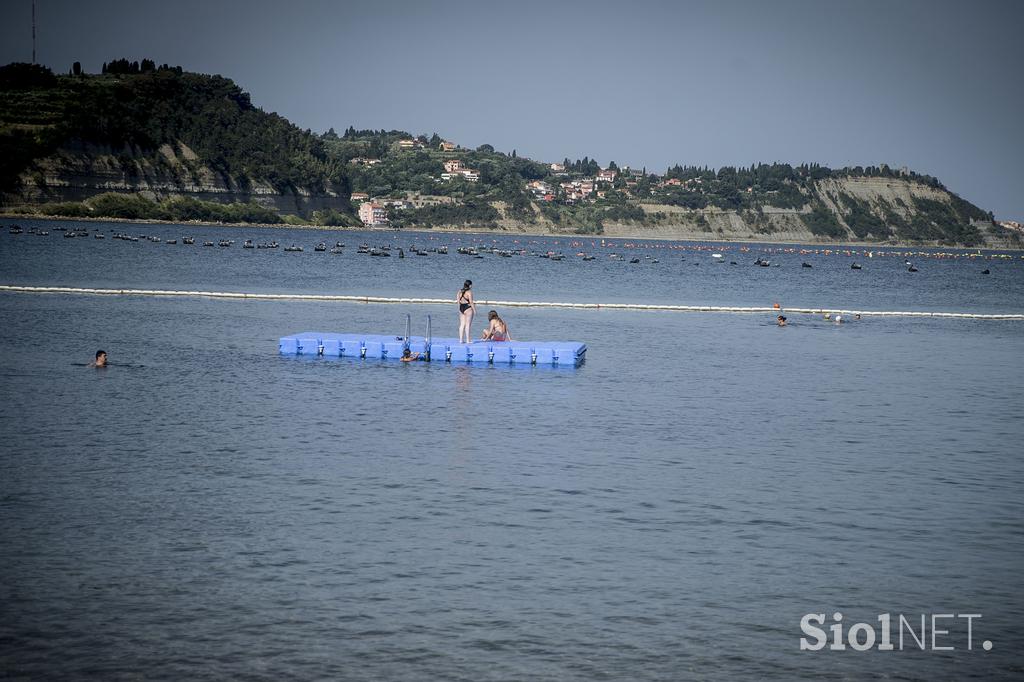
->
xmin=2 ymin=0 xmax=1021 ymax=219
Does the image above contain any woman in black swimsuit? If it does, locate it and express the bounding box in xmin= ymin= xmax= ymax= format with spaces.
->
xmin=456 ymin=279 xmax=476 ymax=343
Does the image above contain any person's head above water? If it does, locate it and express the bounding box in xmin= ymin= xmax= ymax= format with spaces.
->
xmin=94 ymin=349 xmax=107 ymax=367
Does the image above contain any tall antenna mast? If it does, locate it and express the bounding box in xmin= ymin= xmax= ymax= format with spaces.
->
xmin=32 ymin=0 xmax=37 ymax=63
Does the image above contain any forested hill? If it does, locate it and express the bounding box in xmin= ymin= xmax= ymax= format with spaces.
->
xmin=0 ymin=61 xmax=351 ymax=221
xmin=328 ymin=129 xmax=1008 ymax=246
xmin=0 ymin=61 xmax=1014 ymax=247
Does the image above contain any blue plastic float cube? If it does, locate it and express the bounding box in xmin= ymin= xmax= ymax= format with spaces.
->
xmin=510 ymin=345 xmax=533 ymax=364
xmin=533 ymin=347 xmax=555 ymax=364
xmin=297 ymin=336 xmax=321 ymax=355
xmin=429 ymin=343 xmax=449 ymax=361
xmin=490 ymin=345 xmax=512 ymax=363
xmin=448 ymin=345 xmax=470 ymax=362
xmin=368 ymin=334 xmax=391 ymax=347
xmin=552 ymin=345 xmax=578 ymax=365
xmin=468 ymin=343 xmax=490 ymax=363
xmin=363 ymin=340 xmax=383 ymax=359
xmin=383 ymin=341 xmax=405 ymax=359
xmin=339 ymin=336 xmax=363 ymax=357
xmin=279 ymin=337 xmax=299 ymax=354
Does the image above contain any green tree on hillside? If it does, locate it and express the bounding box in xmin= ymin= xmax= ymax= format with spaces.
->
xmin=0 ymin=63 xmax=349 ymax=201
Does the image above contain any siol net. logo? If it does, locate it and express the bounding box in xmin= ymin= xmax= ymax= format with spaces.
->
xmin=800 ymin=612 xmax=992 ymax=652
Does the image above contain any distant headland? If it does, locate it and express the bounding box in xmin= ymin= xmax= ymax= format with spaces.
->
xmin=1 ymin=60 xmax=1019 ymax=248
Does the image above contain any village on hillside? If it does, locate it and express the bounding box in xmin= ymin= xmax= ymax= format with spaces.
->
xmin=345 ymin=136 xmax=659 ymax=226
xmin=324 ymin=129 xmax=999 ymax=247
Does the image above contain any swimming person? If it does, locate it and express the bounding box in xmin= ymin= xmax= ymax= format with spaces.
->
xmin=457 ymin=279 xmax=476 ymax=343
xmin=777 ymin=315 xmax=787 ymax=327
xmin=481 ymin=310 xmax=511 ymax=341
xmin=89 ymin=350 xmax=107 ymax=368
xmin=400 ymin=349 xmax=422 ymax=362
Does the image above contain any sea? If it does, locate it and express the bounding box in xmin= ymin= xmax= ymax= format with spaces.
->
xmin=1 ymin=218 xmax=1022 ymax=680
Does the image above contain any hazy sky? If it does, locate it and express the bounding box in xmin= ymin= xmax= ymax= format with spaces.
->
xmin=2 ymin=0 xmax=1021 ymax=219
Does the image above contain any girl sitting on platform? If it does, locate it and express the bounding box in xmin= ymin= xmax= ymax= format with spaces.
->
xmin=481 ymin=310 xmax=512 ymax=342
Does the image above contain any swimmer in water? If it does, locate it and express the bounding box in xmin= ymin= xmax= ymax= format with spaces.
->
xmin=777 ymin=315 xmax=787 ymax=326
xmin=89 ymin=349 xmax=107 ymax=368
xmin=400 ymin=348 xmax=422 ymax=362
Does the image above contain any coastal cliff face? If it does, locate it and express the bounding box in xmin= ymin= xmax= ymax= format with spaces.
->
xmin=497 ymin=176 xmax=1016 ymax=248
xmin=601 ymin=210 xmax=1012 ymax=248
xmin=3 ymin=140 xmax=351 ymax=217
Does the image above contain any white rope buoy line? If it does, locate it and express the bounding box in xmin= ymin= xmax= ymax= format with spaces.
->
xmin=1 ymin=285 xmax=1022 ymax=320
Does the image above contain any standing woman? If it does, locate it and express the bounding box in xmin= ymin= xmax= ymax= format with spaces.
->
xmin=457 ymin=279 xmax=476 ymax=343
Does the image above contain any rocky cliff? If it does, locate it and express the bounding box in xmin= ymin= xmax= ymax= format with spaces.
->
xmin=4 ymin=140 xmax=350 ymax=217
xmin=596 ymin=177 xmax=1015 ymax=247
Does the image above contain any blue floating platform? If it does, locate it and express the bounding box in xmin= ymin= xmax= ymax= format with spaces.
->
xmin=280 ymin=332 xmax=586 ymax=367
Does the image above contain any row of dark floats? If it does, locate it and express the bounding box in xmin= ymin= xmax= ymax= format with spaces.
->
xmin=3 ymin=224 xmax=999 ymax=272
xmin=5 ymin=224 xmax=570 ymax=260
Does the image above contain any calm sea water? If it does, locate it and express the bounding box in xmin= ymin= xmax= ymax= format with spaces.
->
xmin=2 ymin=218 xmax=1023 ymax=680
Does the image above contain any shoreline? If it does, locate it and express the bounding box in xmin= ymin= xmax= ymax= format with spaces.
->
xmin=1 ymin=211 xmax=1020 ymax=252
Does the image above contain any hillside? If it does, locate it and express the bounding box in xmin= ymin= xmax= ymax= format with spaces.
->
xmin=0 ymin=61 xmax=353 ymax=223
xmin=1 ymin=61 xmax=1016 ymax=247
xmin=331 ymin=130 xmax=1014 ymax=247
